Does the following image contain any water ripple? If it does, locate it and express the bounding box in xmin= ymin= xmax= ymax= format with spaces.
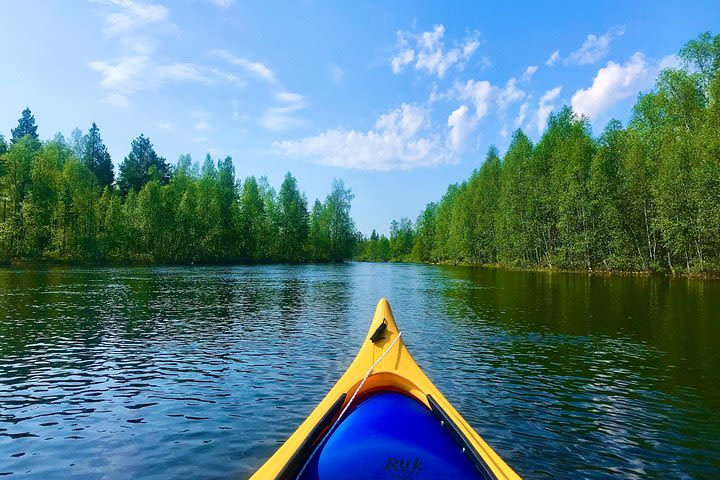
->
xmin=0 ymin=264 xmax=719 ymax=479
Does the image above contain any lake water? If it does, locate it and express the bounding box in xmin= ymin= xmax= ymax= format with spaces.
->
xmin=1 ymin=263 xmax=719 ymax=479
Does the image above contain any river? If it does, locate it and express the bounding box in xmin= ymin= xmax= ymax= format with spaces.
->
xmin=1 ymin=263 xmax=719 ymax=479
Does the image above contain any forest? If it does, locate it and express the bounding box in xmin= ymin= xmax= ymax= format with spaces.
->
xmin=356 ymin=32 xmax=720 ymax=275
xmin=0 ymin=115 xmax=356 ymax=264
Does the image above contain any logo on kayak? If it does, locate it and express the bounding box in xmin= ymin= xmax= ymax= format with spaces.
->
xmin=384 ymin=456 xmax=422 ymax=478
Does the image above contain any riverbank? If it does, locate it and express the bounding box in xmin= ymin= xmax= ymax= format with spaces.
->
xmin=1 ymin=257 xmax=349 ymax=269
xmin=6 ymin=256 xmax=719 ymax=279
xmin=354 ymin=259 xmax=720 ymax=280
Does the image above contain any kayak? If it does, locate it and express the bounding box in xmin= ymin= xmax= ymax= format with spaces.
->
xmin=251 ymin=298 xmax=521 ymax=480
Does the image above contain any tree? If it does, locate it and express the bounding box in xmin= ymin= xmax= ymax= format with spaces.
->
xmin=239 ymin=176 xmax=265 ymax=261
xmin=468 ymin=146 xmax=501 ymax=263
xmin=389 ymin=218 xmax=414 ymax=261
xmin=678 ymin=31 xmax=720 ymax=95
xmin=11 ymin=108 xmax=39 ymax=145
xmin=496 ymin=130 xmax=534 ymax=265
xmin=323 ymin=179 xmax=355 ymax=261
xmin=117 ymin=134 xmax=169 ymax=195
xmin=217 ymin=156 xmax=239 ymax=259
xmin=82 ymin=123 xmax=114 ymax=188
xmin=69 ymin=128 xmax=86 ymax=159
xmin=276 ymin=172 xmax=309 ymax=262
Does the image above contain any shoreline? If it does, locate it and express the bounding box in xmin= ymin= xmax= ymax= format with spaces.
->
xmin=354 ymin=259 xmax=720 ymax=279
xmin=3 ymin=257 xmax=719 ymax=279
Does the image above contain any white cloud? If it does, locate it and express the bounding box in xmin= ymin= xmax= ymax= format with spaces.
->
xmin=499 ymin=125 xmax=509 ymax=138
xmin=521 ymin=65 xmax=538 ymax=81
xmin=570 ymin=52 xmax=654 ymax=120
xmin=213 ymin=49 xmax=276 ymax=83
xmin=195 ymin=121 xmax=210 ymax=131
xmin=274 ymin=103 xmax=452 ymax=171
xmin=101 ymin=0 xmax=169 ymax=36
xmin=447 ymin=105 xmax=477 ymax=151
xmin=261 ymin=93 xmax=307 ymax=131
xmin=155 ymin=63 xmax=215 ymax=83
xmin=157 ymin=122 xmax=172 ymax=129
xmin=536 ymin=86 xmax=561 ymax=132
xmin=452 ymin=79 xmax=494 ymax=119
xmin=90 ymin=56 xmax=149 ymax=91
xmin=275 ymin=91 xmax=305 ymax=104
xmin=497 ymin=77 xmax=525 ymax=112
xmin=329 ymin=64 xmax=344 ymax=83
xmin=392 ymin=49 xmax=415 ymax=73
xmin=546 ymin=50 xmax=560 ymax=67
xmin=89 ymin=56 xmax=238 ymax=101
xmin=391 ymin=24 xmax=479 ymax=78
xmin=567 ymin=26 xmax=625 ymax=65
xmin=514 ymin=101 xmax=528 ymax=128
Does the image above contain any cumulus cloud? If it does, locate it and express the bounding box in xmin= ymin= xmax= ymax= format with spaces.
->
xmin=391 ymin=24 xmax=479 ymax=78
xmin=274 ymin=103 xmax=452 ymax=171
xmin=213 ymin=49 xmax=277 ymax=83
xmin=570 ymin=52 xmax=672 ymax=120
xmin=546 ymin=50 xmax=560 ymax=66
xmin=451 ymin=79 xmax=494 ymax=119
xmin=101 ymin=0 xmax=169 ymax=36
xmin=567 ymin=26 xmax=625 ymax=65
xmin=447 ymin=105 xmax=477 ymax=151
xmin=536 ymin=87 xmax=561 ymax=132
xmin=497 ymin=77 xmax=525 ymax=112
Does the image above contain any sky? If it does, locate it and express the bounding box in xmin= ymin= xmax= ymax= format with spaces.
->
xmin=1 ymin=1 xmax=718 ymax=235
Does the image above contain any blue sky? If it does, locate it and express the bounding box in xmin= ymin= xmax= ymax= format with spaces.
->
xmin=1 ymin=1 xmax=718 ymax=234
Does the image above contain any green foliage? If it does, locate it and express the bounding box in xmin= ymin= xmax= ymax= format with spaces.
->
xmin=277 ymin=172 xmax=309 ymax=262
xmin=11 ymin=108 xmax=39 ymax=146
xmin=389 ymin=218 xmax=414 ymax=261
xmin=0 ymin=122 xmax=356 ymax=263
xmin=117 ymin=134 xmax=170 ymax=195
xmin=82 ymin=122 xmax=114 ymax=188
xmin=356 ymin=32 xmax=720 ymax=274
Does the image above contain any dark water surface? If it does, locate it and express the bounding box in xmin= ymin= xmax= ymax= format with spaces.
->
xmin=1 ymin=263 xmax=719 ymax=479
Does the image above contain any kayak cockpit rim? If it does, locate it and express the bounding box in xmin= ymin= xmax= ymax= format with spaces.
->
xmin=273 ymin=386 xmax=499 ymax=480
xmin=427 ymin=394 xmax=498 ymax=480
xmin=275 ymin=393 xmax=346 ymax=479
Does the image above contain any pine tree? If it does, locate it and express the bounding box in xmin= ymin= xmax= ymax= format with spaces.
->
xmin=117 ymin=134 xmax=169 ymax=195
xmin=82 ymin=123 xmax=114 ymax=188
xmin=11 ymin=108 xmax=39 ymax=145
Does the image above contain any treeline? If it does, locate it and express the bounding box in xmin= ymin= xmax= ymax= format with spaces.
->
xmin=357 ymin=32 xmax=720 ymax=274
xmin=0 ymin=113 xmax=356 ymax=264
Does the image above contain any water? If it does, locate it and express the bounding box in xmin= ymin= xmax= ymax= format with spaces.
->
xmin=0 ymin=263 xmax=719 ymax=479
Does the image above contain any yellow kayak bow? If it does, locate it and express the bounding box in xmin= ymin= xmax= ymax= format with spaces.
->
xmin=251 ymin=298 xmax=521 ymax=480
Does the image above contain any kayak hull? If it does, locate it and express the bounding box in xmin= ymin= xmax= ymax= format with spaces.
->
xmin=250 ymin=298 xmax=521 ymax=480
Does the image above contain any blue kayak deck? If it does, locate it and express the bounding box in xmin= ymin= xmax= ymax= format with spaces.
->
xmin=298 ymin=391 xmax=483 ymax=480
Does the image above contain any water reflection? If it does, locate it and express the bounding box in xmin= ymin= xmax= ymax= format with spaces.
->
xmin=0 ymin=264 xmax=719 ymax=479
